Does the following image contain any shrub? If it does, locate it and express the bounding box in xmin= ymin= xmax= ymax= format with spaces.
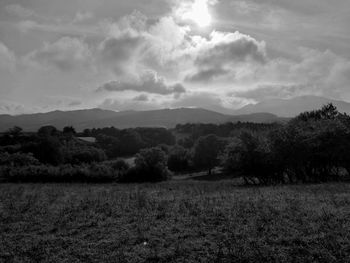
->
xmin=221 ymin=132 xmax=281 ymax=185
xmin=111 ymin=159 xmax=130 ymax=171
xmin=167 ymin=145 xmax=191 ymax=173
xmin=0 ymin=152 xmax=40 ymax=166
xmin=193 ymin=134 xmax=226 ymax=174
xmin=0 ymin=163 xmax=117 ymax=183
xmin=120 ymin=147 xmax=171 ymax=182
xmin=62 ymin=146 xmax=107 ymax=164
xmin=32 ymin=136 xmax=63 ymax=165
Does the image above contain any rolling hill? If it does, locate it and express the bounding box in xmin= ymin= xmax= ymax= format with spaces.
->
xmin=0 ymin=108 xmax=283 ymax=132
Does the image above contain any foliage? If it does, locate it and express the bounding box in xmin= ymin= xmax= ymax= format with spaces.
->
xmin=176 ymin=122 xmax=280 ymax=139
xmin=221 ymin=132 xmax=280 ymax=184
xmin=120 ymin=147 xmax=171 ymax=182
xmin=220 ymin=103 xmax=350 ymax=184
xmin=193 ymin=134 xmax=226 ymax=174
xmin=62 ymin=126 xmax=76 ymax=138
xmin=270 ymin=112 xmax=350 ymax=183
xmin=62 ymin=145 xmax=107 ymax=164
xmin=37 ymin=125 xmax=60 ymax=137
xmin=0 ymin=152 xmax=40 ymax=166
xmin=0 ymin=163 xmax=117 ymax=183
xmin=33 ymin=136 xmax=63 ymax=165
xmin=88 ymin=127 xmax=175 ymax=158
xmin=167 ymin=145 xmax=191 ymax=172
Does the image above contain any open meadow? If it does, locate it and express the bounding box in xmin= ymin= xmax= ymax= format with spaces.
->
xmin=1 ymin=180 xmax=350 ymax=262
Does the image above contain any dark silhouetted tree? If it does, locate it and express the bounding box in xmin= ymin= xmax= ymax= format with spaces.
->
xmin=38 ymin=125 xmax=59 ymax=137
xmin=167 ymin=145 xmax=190 ymax=172
xmin=193 ymin=134 xmax=226 ymax=174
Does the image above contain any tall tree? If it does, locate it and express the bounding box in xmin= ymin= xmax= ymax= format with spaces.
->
xmin=193 ymin=134 xmax=225 ymax=174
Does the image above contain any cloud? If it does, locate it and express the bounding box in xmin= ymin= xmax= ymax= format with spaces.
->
xmin=133 ymin=94 xmax=149 ymax=101
xmin=0 ymin=100 xmax=28 ymax=115
xmin=73 ymin=11 xmax=94 ymax=23
xmin=171 ymin=92 xmax=231 ymax=113
xmin=185 ymin=67 xmax=229 ymax=82
xmin=0 ymin=42 xmax=16 ymax=71
xmin=232 ymin=47 xmax=350 ymax=101
xmin=99 ymin=97 xmax=159 ymax=112
xmin=2 ymin=2 xmax=350 ymax=115
xmin=233 ymin=84 xmax=313 ymax=101
xmin=183 ymin=31 xmax=267 ymax=83
xmin=97 ymin=71 xmax=186 ymax=95
xmin=98 ymin=34 xmax=143 ymax=74
xmin=5 ymin=4 xmax=34 ymax=18
xmin=195 ymin=31 xmax=267 ymax=67
xmin=27 ymin=37 xmax=92 ymax=71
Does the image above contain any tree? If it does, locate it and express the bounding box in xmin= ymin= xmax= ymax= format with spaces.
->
xmin=34 ymin=136 xmax=63 ymax=165
xmin=5 ymin=126 xmax=23 ymax=137
xmin=193 ymin=134 xmax=225 ymax=174
xmin=62 ymin=146 xmax=106 ymax=164
xmin=122 ymin=147 xmax=171 ymax=182
xmin=0 ymin=152 xmax=40 ymax=166
xmin=270 ymin=104 xmax=350 ymax=183
xmin=221 ymin=132 xmax=279 ymax=185
xmin=63 ymin=126 xmax=76 ymax=136
xmin=119 ymin=130 xmax=144 ymax=156
xmin=167 ymin=145 xmax=190 ymax=172
xmin=38 ymin=125 xmax=59 ymax=137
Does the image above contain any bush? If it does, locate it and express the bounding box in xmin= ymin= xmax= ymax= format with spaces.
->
xmin=62 ymin=146 xmax=107 ymax=164
xmin=111 ymin=159 xmax=130 ymax=171
xmin=270 ymin=116 xmax=350 ymax=183
xmin=167 ymin=145 xmax=191 ymax=173
xmin=193 ymin=134 xmax=226 ymax=174
xmin=32 ymin=136 xmax=63 ymax=165
xmin=120 ymin=147 xmax=171 ymax=183
xmin=221 ymin=132 xmax=280 ymax=185
xmin=0 ymin=152 xmax=40 ymax=166
xmin=0 ymin=163 xmax=117 ymax=183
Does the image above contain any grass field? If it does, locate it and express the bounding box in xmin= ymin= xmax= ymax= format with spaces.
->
xmin=1 ymin=181 xmax=350 ymax=262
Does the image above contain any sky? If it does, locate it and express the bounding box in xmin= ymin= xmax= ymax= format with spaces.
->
xmin=0 ymin=0 xmax=350 ymax=114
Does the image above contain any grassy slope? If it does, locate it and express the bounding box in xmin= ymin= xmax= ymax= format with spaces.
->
xmin=1 ymin=181 xmax=350 ymax=262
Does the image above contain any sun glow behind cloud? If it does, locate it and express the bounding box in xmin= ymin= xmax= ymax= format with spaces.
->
xmin=181 ymin=0 xmax=212 ymax=27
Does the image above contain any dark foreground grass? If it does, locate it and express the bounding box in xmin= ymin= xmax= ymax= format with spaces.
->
xmin=1 ymin=181 xmax=350 ymax=263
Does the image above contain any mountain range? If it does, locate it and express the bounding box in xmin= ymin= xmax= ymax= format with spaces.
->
xmin=0 ymin=95 xmax=348 ymax=131
xmin=236 ymin=95 xmax=350 ymax=117
xmin=0 ymin=108 xmax=283 ymax=132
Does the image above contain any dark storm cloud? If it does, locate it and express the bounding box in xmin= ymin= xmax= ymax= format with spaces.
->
xmin=97 ymin=71 xmax=186 ymax=95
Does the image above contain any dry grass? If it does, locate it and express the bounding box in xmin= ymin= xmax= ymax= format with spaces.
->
xmin=1 ymin=181 xmax=350 ymax=262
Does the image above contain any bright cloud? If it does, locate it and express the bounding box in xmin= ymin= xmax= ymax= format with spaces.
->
xmin=0 ymin=0 xmax=350 ymax=114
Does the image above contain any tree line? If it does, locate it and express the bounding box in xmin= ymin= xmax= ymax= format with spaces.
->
xmin=1 ymin=104 xmax=350 ymax=184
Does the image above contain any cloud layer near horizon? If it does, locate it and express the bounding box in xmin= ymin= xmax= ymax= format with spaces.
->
xmin=0 ymin=0 xmax=350 ymax=114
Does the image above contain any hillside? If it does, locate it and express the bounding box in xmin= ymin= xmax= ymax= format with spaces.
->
xmin=0 ymin=108 xmax=283 ymax=131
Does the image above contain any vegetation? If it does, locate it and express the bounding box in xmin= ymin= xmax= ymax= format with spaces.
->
xmin=1 ymin=104 xmax=350 ymax=262
xmin=193 ymin=134 xmax=227 ymax=175
xmin=1 ymin=103 xmax=350 ymax=184
xmin=1 ymin=182 xmax=350 ymax=262
xmin=167 ymin=145 xmax=191 ymax=173
xmin=121 ymin=147 xmax=172 ymax=183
